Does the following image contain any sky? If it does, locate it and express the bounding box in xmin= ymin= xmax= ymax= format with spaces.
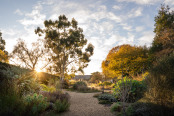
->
xmin=0 ymin=0 xmax=174 ymax=74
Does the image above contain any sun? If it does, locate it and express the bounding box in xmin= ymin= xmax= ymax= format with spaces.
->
xmin=35 ymin=68 xmax=42 ymax=72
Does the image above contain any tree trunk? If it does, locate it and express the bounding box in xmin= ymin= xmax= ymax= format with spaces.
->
xmin=60 ymin=51 xmax=66 ymax=90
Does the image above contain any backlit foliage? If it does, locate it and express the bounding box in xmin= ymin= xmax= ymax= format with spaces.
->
xmin=102 ymin=44 xmax=150 ymax=78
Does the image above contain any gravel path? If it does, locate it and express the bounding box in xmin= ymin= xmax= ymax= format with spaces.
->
xmin=60 ymin=91 xmax=114 ymax=116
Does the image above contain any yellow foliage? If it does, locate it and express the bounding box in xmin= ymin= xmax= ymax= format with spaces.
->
xmin=102 ymin=44 xmax=149 ymax=78
xmin=0 ymin=49 xmax=8 ymax=63
xmin=40 ymin=84 xmax=56 ymax=92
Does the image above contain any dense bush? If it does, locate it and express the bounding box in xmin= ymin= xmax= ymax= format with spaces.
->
xmin=72 ymin=81 xmax=87 ymax=90
xmin=71 ymin=81 xmax=99 ymax=92
xmin=77 ymin=85 xmax=89 ymax=91
xmin=122 ymin=101 xmax=174 ymax=116
xmin=98 ymin=93 xmax=117 ymax=102
xmin=53 ymin=99 xmax=70 ymax=113
xmin=113 ymin=78 xmax=146 ymax=102
xmin=99 ymin=100 xmax=112 ymax=104
xmin=24 ymin=93 xmax=48 ymax=116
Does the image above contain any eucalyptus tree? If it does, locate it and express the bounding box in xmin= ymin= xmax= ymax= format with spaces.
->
xmin=35 ymin=15 xmax=94 ymax=79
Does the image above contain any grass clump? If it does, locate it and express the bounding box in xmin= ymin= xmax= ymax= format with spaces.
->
xmin=53 ymin=99 xmax=70 ymax=113
xmin=0 ymin=92 xmax=26 ymax=116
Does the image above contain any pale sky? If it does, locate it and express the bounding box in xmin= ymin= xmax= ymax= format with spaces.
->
xmin=0 ymin=0 xmax=174 ymax=74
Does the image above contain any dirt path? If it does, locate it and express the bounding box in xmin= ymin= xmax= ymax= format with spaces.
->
xmin=60 ymin=91 xmax=114 ymax=116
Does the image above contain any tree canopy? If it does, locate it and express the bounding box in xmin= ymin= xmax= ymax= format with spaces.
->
xmin=35 ymin=15 xmax=94 ymax=78
xmin=102 ymin=44 xmax=149 ymax=78
xmin=89 ymin=71 xmax=103 ymax=83
xmin=151 ymin=4 xmax=174 ymax=57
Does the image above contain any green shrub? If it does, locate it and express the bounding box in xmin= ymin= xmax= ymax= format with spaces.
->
xmin=53 ymin=99 xmax=70 ymax=113
xmin=24 ymin=93 xmax=48 ymax=116
xmin=72 ymin=81 xmax=87 ymax=90
xmin=113 ymin=78 xmax=146 ymax=102
xmin=98 ymin=93 xmax=117 ymax=102
xmin=111 ymin=103 xmax=122 ymax=112
xmin=99 ymin=100 xmax=113 ymax=104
